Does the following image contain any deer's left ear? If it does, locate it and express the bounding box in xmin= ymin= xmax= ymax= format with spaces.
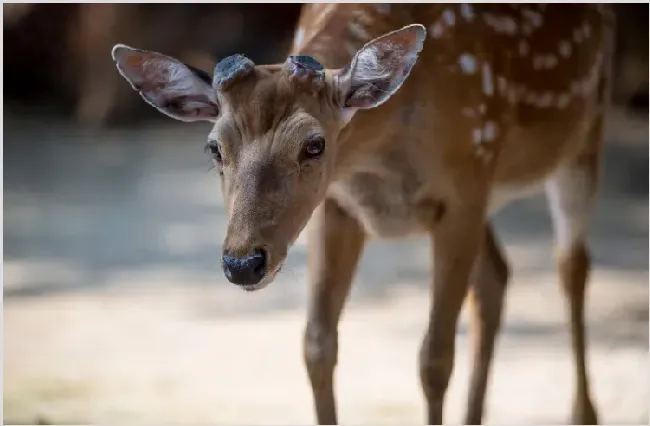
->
xmin=336 ymin=24 xmax=426 ymax=124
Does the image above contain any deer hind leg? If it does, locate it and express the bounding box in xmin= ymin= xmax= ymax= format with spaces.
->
xmin=544 ymin=122 xmax=603 ymax=424
xmin=465 ymin=224 xmax=510 ymax=425
xmin=304 ymin=197 xmax=365 ymax=425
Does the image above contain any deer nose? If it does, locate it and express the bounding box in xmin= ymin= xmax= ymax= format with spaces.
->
xmin=222 ymin=248 xmax=267 ymax=286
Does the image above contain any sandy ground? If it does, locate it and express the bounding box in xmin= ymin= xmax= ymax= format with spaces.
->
xmin=3 ymin=108 xmax=648 ymax=425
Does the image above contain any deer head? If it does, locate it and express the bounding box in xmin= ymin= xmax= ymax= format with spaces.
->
xmin=111 ymin=24 xmax=426 ymax=291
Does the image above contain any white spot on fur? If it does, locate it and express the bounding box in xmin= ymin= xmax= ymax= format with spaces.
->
xmin=480 ymin=147 xmax=494 ymax=163
xmin=482 ymin=63 xmax=494 ymax=96
xmin=545 ymin=54 xmax=558 ymax=69
xmin=484 ymin=13 xmax=518 ymax=35
xmin=459 ymin=53 xmax=477 ymax=74
xmin=538 ymin=91 xmax=554 ymax=107
xmin=483 ymin=121 xmax=497 ymax=142
xmin=497 ymin=75 xmax=508 ymax=94
xmin=460 ymin=3 xmax=475 ymax=21
xmin=474 ymin=144 xmax=488 ymax=160
xmin=442 ymin=9 xmax=456 ymax=26
xmin=519 ymin=40 xmax=529 ymax=56
xmin=583 ymin=22 xmax=591 ymax=38
xmin=352 ymin=9 xmax=374 ymax=26
xmin=429 ymin=22 xmax=444 ymax=39
xmin=559 ymin=40 xmax=572 ymax=58
xmin=472 ymin=127 xmax=482 ymax=144
xmin=522 ymin=9 xmax=543 ymax=28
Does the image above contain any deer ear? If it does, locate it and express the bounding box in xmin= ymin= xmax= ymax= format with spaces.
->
xmin=336 ymin=24 xmax=426 ymax=123
xmin=112 ymin=44 xmax=219 ymax=122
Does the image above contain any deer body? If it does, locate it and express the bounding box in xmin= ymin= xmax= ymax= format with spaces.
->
xmin=294 ymin=4 xmax=610 ymax=239
xmin=293 ymin=4 xmax=613 ymax=425
xmin=112 ymin=3 xmax=615 ymax=424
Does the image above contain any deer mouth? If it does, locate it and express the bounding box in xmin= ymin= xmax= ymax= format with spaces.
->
xmin=239 ymin=262 xmax=284 ymax=292
xmin=241 ymin=282 xmax=268 ymax=292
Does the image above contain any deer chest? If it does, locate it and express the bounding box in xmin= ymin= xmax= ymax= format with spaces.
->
xmin=327 ymin=167 xmax=441 ymax=240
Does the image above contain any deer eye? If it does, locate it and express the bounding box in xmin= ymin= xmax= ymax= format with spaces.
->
xmin=206 ymin=140 xmax=222 ymax=163
xmin=301 ymin=136 xmax=325 ymax=161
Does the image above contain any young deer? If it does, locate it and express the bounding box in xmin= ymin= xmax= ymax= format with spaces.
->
xmin=111 ymin=3 xmax=615 ymax=424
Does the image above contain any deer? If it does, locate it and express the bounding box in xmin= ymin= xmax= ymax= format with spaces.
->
xmin=111 ymin=3 xmax=616 ymax=424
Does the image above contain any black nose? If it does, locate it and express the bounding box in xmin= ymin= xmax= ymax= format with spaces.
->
xmin=222 ymin=249 xmax=267 ymax=286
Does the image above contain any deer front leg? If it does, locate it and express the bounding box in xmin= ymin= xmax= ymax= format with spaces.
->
xmin=304 ymin=197 xmax=365 ymax=425
xmin=419 ymin=198 xmax=488 ymax=425
xmin=465 ymin=224 xmax=510 ymax=424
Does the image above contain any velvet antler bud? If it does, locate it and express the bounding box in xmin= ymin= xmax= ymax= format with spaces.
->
xmin=213 ymin=54 xmax=255 ymax=91
xmin=284 ymin=55 xmax=325 ymax=91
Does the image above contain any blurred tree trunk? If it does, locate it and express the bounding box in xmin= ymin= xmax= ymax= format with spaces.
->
xmin=612 ymin=4 xmax=648 ymax=111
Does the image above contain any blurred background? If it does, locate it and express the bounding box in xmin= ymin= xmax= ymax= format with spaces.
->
xmin=3 ymin=3 xmax=649 ymax=425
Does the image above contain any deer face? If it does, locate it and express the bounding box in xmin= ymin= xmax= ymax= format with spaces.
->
xmin=112 ymin=24 xmax=425 ymax=291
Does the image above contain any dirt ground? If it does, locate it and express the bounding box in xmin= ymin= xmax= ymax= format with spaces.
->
xmin=3 ymin=108 xmax=648 ymax=425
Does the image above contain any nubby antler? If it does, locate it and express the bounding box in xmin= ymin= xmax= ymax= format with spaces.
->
xmin=213 ymin=54 xmax=255 ymax=91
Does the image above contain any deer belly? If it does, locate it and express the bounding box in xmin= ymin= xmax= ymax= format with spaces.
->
xmin=489 ymin=181 xmax=545 ymax=215
xmin=328 ymin=177 xmax=428 ymax=239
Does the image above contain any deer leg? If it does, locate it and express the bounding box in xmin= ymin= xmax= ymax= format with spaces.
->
xmin=419 ymin=198 xmax=488 ymax=425
xmin=545 ymin=135 xmax=602 ymax=424
xmin=304 ymin=197 xmax=365 ymax=425
xmin=465 ymin=224 xmax=510 ymax=425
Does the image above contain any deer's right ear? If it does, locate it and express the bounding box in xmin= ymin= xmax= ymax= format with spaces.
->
xmin=111 ymin=44 xmax=219 ymax=122
xmin=335 ymin=24 xmax=426 ymax=125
